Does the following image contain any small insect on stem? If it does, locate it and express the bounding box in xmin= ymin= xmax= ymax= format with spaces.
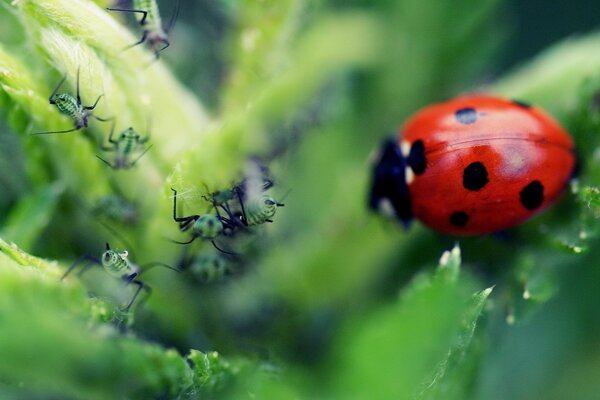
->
xmin=61 ymin=242 xmax=177 ymax=313
xmin=32 ymin=67 xmax=112 ymax=135
xmin=92 ymin=194 xmax=139 ymax=226
xmin=238 ymin=195 xmax=285 ymax=226
xmin=107 ymin=0 xmax=181 ymax=59
xmin=178 ymin=248 xmax=239 ymax=283
xmin=206 ymin=179 xmax=284 ymax=229
xmin=96 ymin=121 xmax=152 ymax=169
xmin=170 ymin=188 xmax=238 ymax=255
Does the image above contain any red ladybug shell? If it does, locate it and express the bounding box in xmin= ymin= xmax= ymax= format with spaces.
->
xmin=397 ymin=95 xmax=575 ymax=235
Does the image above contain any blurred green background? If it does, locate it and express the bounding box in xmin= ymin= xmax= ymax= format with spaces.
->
xmin=0 ymin=0 xmax=599 ymax=399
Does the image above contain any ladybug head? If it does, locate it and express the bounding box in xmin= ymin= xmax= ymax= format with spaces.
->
xmin=368 ymin=138 xmax=413 ymax=227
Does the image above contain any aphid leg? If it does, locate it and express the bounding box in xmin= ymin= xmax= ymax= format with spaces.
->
xmin=61 ymin=254 xmax=100 ymax=281
xmin=171 ymin=236 xmax=197 ymax=245
xmin=155 ymin=41 xmax=170 ymax=58
xmin=124 ymin=31 xmax=149 ymax=51
xmin=84 ymin=94 xmax=104 ymax=110
xmin=235 ymin=189 xmax=249 ymax=226
xmin=96 ymin=155 xmax=116 ymax=169
xmin=93 ymin=116 xmax=115 ymax=123
xmin=122 ymin=273 xmax=146 ymax=312
xmin=31 ymin=127 xmax=80 ymax=135
xmin=178 ymin=218 xmax=196 ymax=232
xmin=211 ymin=240 xmax=238 ymax=256
xmin=100 ymin=120 xmax=117 ymax=150
xmin=263 ymin=179 xmax=275 ymax=191
xmin=139 ymin=262 xmax=180 ymax=274
xmin=106 ymin=7 xmax=149 ymax=24
xmin=49 ymin=74 xmax=67 ymax=104
xmin=129 ymin=144 xmax=153 ymax=167
xmin=171 ymin=188 xmax=201 ymax=223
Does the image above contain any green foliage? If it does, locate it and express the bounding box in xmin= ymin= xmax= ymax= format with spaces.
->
xmin=0 ymin=0 xmax=598 ymax=398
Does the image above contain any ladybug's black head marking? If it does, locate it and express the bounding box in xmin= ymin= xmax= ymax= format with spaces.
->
xmin=450 ymin=211 xmax=469 ymax=227
xmin=369 ymin=138 xmax=413 ymax=226
xmin=463 ymin=161 xmax=489 ymax=191
xmin=455 ymin=108 xmax=477 ymax=125
xmin=520 ymin=180 xmax=544 ymax=209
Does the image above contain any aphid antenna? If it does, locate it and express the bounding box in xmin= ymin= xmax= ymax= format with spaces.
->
xmin=164 ymin=0 xmax=182 ymax=34
xmin=73 ymin=66 xmax=83 ymax=105
xmin=48 ymin=74 xmax=67 ymax=103
xmin=138 ymin=261 xmax=180 ymax=275
xmin=97 ymin=219 xmax=138 ymax=260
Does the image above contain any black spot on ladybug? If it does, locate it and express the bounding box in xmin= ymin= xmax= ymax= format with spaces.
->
xmin=407 ymin=140 xmax=427 ymax=175
xmin=463 ymin=162 xmax=489 ymax=191
xmin=511 ymin=99 xmax=532 ymax=108
xmin=450 ymin=211 xmax=469 ymax=227
xmin=520 ymin=180 xmax=544 ymax=209
xmin=455 ymin=108 xmax=477 ymax=125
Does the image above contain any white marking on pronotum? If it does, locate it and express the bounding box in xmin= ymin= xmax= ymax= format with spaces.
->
xmin=405 ymin=167 xmax=415 ymax=185
xmin=378 ymin=198 xmax=396 ymax=218
xmin=400 ymin=140 xmax=411 ymax=158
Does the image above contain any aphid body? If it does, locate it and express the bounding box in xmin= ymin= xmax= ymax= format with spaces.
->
xmin=134 ymin=0 xmax=168 ymax=53
xmin=243 ymin=195 xmax=282 ymax=226
xmin=102 ymin=247 xmax=137 ymax=278
xmin=97 ymin=125 xmax=151 ymax=169
xmin=62 ymin=243 xmax=176 ymax=313
xmin=171 ymin=188 xmax=238 ymax=254
xmin=107 ymin=0 xmax=178 ymax=58
xmin=52 ymin=92 xmax=89 ymax=130
xmin=191 ymin=215 xmax=224 ymax=240
xmin=34 ymin=68 xmax=109 ymax=135
xmin=190 ymin=251 xmax=231 ymax=283
xmin=93 ymin=195 xmax=139 ymax=225
xmin=62 ymin=243 xmax=143 ymax=312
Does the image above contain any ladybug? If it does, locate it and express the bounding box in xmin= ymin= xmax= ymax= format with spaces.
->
xmin=369 ymin=95 xmax=577 ymax=235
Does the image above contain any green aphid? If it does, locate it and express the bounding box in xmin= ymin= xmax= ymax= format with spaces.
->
xmin=171 ymin=188 xmax=237 ymax=255
xmin=97 ymin=123 xmax=152 ymax=169
xmin=218 ymin=191 xmax=284 ymax=228
xmin=61 ymin=242 xmax=176 ymax=312
xmin=190 ymin=251 xmax=233 ymax=283
xmin=33 ymin=68 xmax=111 ymax=135
xmin=205 ymin=172 xmax=282 ymax=229
xmin=107 ymin=0 xmax=180 ymax=58
xmin=92 ymin=195 xmax=139 ymax=225
xmin=243 ymin=195 xmax=284 ymax=226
